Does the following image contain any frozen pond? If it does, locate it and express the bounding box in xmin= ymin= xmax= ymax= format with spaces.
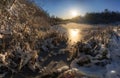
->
xmin=60 ymin=23 xmax=93 ymax=44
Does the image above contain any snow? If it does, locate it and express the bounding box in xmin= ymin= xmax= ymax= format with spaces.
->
xmin=57 ymin=66 xmax=69 ymax=72
xmin=70 ymin=26 xmax=120 ymax=78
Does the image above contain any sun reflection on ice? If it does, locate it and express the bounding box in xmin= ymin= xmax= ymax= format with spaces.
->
xmin=68 ymin=29 xmax=81 ymax=44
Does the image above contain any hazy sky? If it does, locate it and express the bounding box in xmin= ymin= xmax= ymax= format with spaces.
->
xmin=35 ymin=0 xmax=120 ymax=19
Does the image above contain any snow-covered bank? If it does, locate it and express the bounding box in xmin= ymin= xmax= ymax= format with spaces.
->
xmin=70 ymin=26 xmax=120 ymax=78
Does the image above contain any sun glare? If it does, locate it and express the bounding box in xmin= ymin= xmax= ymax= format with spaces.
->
xmin=70 ymin=10 xmax=78 ymax=17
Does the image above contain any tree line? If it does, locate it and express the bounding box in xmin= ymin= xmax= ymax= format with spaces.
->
xmin=71 ymin=9 xmax=120 ymax=24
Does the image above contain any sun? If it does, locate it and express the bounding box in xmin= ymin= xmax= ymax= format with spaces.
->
xmin=70 ymin=10 xmax=78 ymax=17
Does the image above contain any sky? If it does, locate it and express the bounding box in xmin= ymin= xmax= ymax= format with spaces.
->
xmin=34 ymin=0 xmax=120 ymax=19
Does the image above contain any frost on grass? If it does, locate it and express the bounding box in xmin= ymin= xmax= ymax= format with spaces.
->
xmin=0 ymin=0 xmax=51 ymax=77
xmin=70 ymin=26 xmax=120 ymax=78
